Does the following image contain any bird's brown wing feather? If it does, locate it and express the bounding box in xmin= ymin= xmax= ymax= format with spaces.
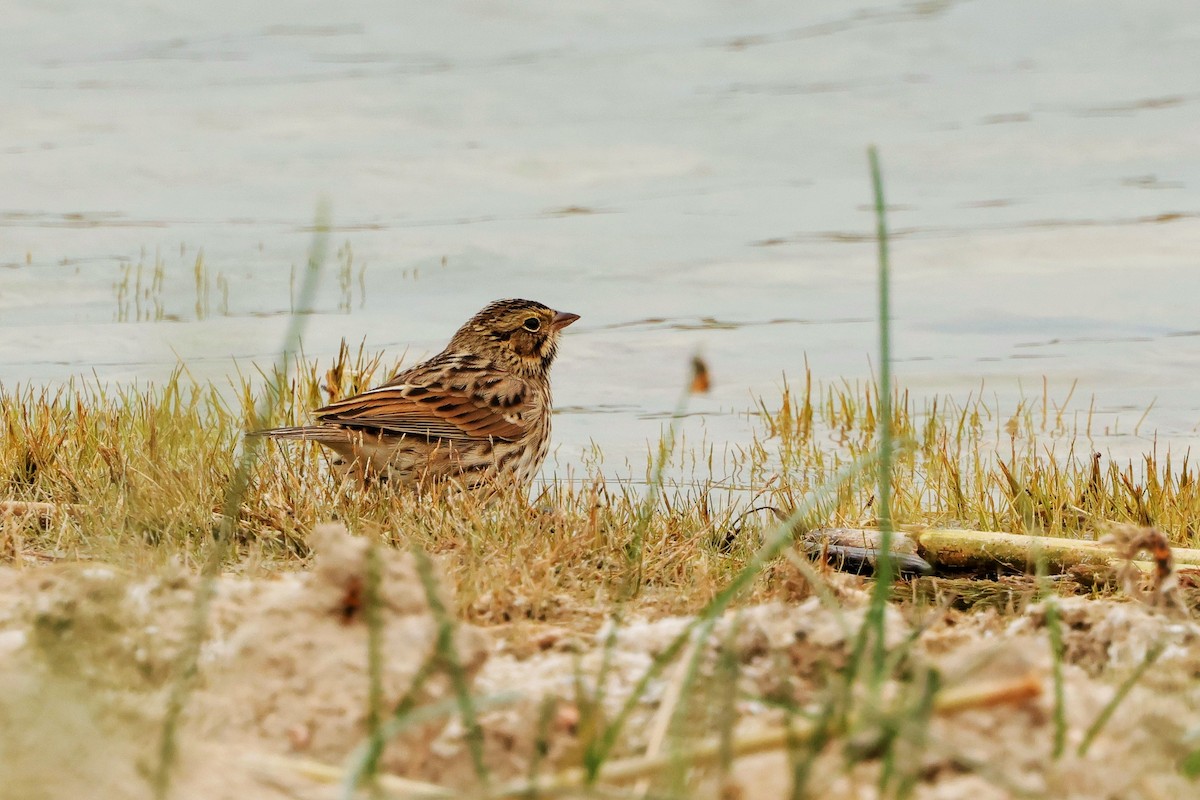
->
xmin=314 ymin=380 xmax=527 ymax=441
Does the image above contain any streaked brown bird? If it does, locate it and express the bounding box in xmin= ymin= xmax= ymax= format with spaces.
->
xmin=258 ymin=299 xmax=579 ymax=494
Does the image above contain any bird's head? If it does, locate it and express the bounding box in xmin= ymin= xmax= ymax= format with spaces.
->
xmin=449 ymin=299 xmax=579 ymax=377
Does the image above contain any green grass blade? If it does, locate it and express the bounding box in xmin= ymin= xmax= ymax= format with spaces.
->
xmin=586 ymin=451 xmax=881 ymax=775
xmin=354 ymin=542 xmax=387 ymax=794
xmin=413 ymin=549 xmax=491 ymax=788
xmin=152 ymin=199 xmax=330 ymax=800
xmin=865 ymin=145 xmax=896 ymax=688
xmin=1078 ymin=644 xmax=1162 ymax=757
xmin=1045 ymin=596 xmax=1067 ymax=760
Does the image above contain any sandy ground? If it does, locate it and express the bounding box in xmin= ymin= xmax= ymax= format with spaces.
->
xmin=2 ymin=526 xmax=1199 ymax=799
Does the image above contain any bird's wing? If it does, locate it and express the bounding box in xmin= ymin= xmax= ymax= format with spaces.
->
xmin=314 ymin=376 xmax=531 ymax=442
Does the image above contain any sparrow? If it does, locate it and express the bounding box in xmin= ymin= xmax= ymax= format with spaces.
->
xmin=257 ymin=299 xmax=579 ymax=494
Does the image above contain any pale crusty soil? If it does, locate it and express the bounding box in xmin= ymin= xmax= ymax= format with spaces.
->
xmin=2 ymin=527 xmax=1199 ymax=800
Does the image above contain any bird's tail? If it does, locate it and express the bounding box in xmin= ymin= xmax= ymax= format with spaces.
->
xmin=249 ymin=425 xmax=350 ymax=444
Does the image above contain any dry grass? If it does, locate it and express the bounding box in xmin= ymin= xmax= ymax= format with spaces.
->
xmin=1 ymin=343 xmax=1193 ymax=621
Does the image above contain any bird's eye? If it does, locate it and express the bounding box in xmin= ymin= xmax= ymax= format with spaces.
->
xmin=522 ymin=317 xmax=541 ymax=332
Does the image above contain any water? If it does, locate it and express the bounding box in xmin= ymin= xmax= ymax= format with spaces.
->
xmin=3 ymin=0 xmax=1199 ymax=478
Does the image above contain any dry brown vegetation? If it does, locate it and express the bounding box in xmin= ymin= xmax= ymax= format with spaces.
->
xmin=4 ymin=346 xmax=1197 ymax=599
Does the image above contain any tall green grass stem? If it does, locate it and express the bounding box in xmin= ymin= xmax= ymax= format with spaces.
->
xmin=865 ymin=146 xmax=896 ymax=687
xmin=1045 ymin=596 xmax=1067 ymax=759
xmin=414 ymin=549 xmax=491 ymax=787
xmin=358 ymin=543 xmax=386 ymax=794
xmin=1077 ymin=643 xmax=1163 ymax=757
xmin=151 ymin=200 xmax=330 ymax=800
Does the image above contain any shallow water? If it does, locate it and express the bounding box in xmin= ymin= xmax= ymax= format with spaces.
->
xmin=3 ymin=0 xmax=1199 ymax=479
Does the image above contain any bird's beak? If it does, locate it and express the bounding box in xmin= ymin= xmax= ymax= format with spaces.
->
xmin=550 ymin=311 xmax=581 ymax=331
